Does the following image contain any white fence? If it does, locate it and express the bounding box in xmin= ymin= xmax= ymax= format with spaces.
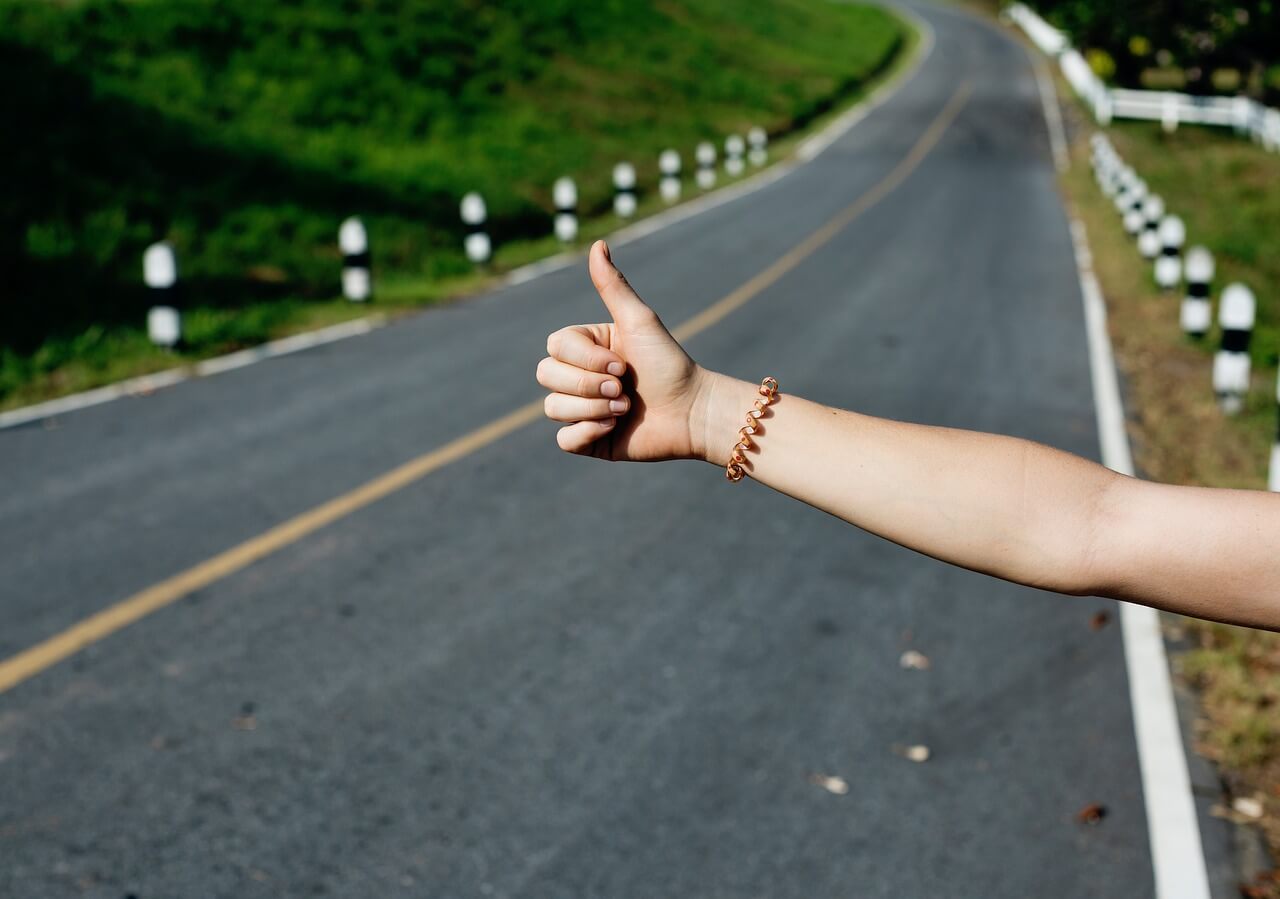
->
xmin=1007 ymin=3 xmax=1280 ymax=151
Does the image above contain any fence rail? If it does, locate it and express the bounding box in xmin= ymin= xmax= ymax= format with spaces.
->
xmin=1007 ymin=3 xmax=1280 ymax=151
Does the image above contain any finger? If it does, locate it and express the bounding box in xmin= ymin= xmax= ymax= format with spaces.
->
xmin=589 ymin=240 xmax=660 ymax=329
xmin=536 ymin=357 xmax=624 ymax=398
xmin=544 ymin=392 xmax=628 ymax=423
xmin=546 ymin=325 xmax=626 ymax=377
xmin=556 ymin=418 xmax=616 ymax=454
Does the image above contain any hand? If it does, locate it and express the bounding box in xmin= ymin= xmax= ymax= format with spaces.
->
xmin=537 ymin=240 xmax=711 ymax=462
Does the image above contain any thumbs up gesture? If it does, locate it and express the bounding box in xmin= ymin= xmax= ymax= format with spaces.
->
xmin=537 ymin=240 xmax=710 ymax=461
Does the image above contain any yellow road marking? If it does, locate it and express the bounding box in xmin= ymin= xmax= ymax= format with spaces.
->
xmin=0 ymin=82 xmax=971 ymax=696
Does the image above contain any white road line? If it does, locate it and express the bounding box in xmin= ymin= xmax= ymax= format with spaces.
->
xmin=1026 ymin=47 xmax=1070 ymax=172
xmin=1070 ymin=221 xmax=1210 ymax=899
xmin=0 ymin=317 xmax=382 ymax=430
xmin=2 ymin=8 xmax=933 ymax=432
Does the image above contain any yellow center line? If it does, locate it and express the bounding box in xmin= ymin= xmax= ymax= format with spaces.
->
xmin=0 ymin=81 xmax=971 ymax=696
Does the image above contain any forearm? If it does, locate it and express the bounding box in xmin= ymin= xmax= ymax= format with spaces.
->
xmin=692 ymin=371 xmax=1115 ymax=595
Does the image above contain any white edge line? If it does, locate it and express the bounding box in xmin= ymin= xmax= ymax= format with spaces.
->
xmin=1027 ymin=30 xmax=1210 ymax=899
xmin=1026 ymin=46 xmax=1071 ymax=172
xmin=1071 ymin=221 xmax=1212 ymax=899
xmin=0 ymin=316 xmax=384 ymax=430
xmin=1 ymin=7 xmax=934 ymax=432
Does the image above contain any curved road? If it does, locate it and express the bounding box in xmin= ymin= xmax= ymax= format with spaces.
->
xmin=0 ymin=4 xmax=1232 ymax=897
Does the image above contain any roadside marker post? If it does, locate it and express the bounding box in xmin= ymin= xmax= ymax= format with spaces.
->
xmin=461 ymin=192 xmax=491 ymax=264
xmin=338 ymin=217 xmax=372 ymax=302
xmin=1120 ymin=178 xmax=1147 ymax=232
xmin=1137 ymin=195 xmax=1164 ymax=258
xmin=1153 ymin=215 xmax=1184 ymax=291
xmin=725 ymin=134 xmax=745 ymax=177
xmin=1270 ymin=369 xmax=1280 ymax=492
xmin=612 ymin=162 xmax=637 ymax=218
xmin=553 ymin=177 xmax=578 ymax=243
xmin=1180 ymin=246 xmax=1214 ymax=338
xmin=144 ymin=242 xmax=181 ymax=348
xmin=1213 ymin=282 xmax=1255 ymax=415
xmin=696 ymin=141 xmax=717 ymax=190
xmin=748 ymin=127 xmax=768 ymax=167
xmin=659 ymin=150 xmax=682 ymax=204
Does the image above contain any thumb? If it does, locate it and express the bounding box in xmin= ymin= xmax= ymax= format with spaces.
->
xmin=589 ymin=240 xmax=658 ymax=328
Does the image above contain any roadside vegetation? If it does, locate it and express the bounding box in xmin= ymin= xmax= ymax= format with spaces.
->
xmin=0 ymin=0 xmax=906 ymax=410
xmin=1030 ymin=0 xmax=1279 ymax=101
xmin=1057 ymin=76 xmax=1280 ymax=893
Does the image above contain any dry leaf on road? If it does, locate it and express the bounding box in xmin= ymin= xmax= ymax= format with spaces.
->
xmin=807 ymin=773 xmax=849 ymax=795
xmin=899 ymin=650 xmax=930 ymax=670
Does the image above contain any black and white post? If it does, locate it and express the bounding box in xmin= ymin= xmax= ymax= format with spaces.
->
xmin=696 ymin=141 xmax=717 ymax=190
xmin=461 ymin=192 xmax=491 ymax=264
xmin=659 ymin=150 xmax=681 ymax=204
xmin=1154 ymin=215 xmax=1184 ymax=291
xmin=1270 ymin=369 xmax=1280 ymax=492
xmin=339 ymin=216 xmax=371 ymax=302
xmin=144 ymin=241 xmax=181 ymax=348
xmin=1181 ymin=245 xmax=1214 ymax=338
xmin=613 ymin=162 xmax=637 ymax=218
xmin=724 ymin=134 xmax=745 ymax=177
xmin=1213 ymin=282 xmax=1255 ymax=415
xmin=1137 ymin=195 xmax=1164 ymax=257
xmin=553 ymin=177 xmax=578 ymax=243
xmin=1118 ymin=177 xmax=1146 ymax=231
xmin=748 ymin=126 xmax=768 ymax=167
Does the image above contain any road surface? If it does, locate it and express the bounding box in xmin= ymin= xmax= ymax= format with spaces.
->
xmin=0 ymin=4 xmax=1232 ymax=896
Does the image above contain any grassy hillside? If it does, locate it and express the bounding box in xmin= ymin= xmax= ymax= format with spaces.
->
xmin=0 ymin=0 xmax=905 ymax=406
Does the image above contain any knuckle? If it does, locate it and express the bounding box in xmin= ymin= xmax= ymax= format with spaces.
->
xmin=535 ymin=356 xmax=553 ymax=384
xmin=543 ymin=394 xmax=558 ymax=418
xmin=575 ymin=372 xmax=595 ymax=397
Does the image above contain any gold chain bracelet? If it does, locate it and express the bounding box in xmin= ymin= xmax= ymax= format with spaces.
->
xmin=726 ymin=377 xmax=779 ymax=482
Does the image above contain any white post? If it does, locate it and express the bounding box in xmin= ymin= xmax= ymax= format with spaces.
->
xmin=461 ymin=192 xmax=491 ymax=264
xmin=144 ymin=242 xmax=181 ymax=348
xmin=1270 ymin=369 xmax=1280 ymax=492
xmin=659 ymin=149 xmax=681 ymax=204
xmin=1161 ymin=93 xmax=1180 ymax=133
xmin=612 ymin=162 xmax=637 ymax=218
xmin=748 ymin=127 xmax=768 ymax=167
xmin=1213 ymin=283 xmax=1255 ymax=415
xmin=1153 ymin=215 xmax=1184 ymax=290
xmin=553 ymin=177 xmax=578 ymax=243
xmin=1118 ymin=177 xmax=1146 ymax=225
xmin=724 ymin=134 xmax=745 ymax=177
xmin=338 ymin=217 xmax=371 ymax=302
xmin=695 ymin=141 xmax=717 ymax=190
xmin=1134 ymin=193 xmax=1162 ymax=247
xmin=1180 ymin=246 xmax=1214 ymax=338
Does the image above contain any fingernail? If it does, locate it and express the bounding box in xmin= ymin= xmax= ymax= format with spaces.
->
xmin=600 ymin=416 xmax=616 ymax=428
xmin=601 ymin=380 xmax=621 ymax=398
xmin=609 ymin=399 xmax=627 ymax=414
xmin=607 ymin=362 xmax=625 ymax=377
xmin=601 ymin=241 xmax=612 ymax=261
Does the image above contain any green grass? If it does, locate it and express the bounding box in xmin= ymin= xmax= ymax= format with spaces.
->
xmin=1 ymin=0 xmax=908 ymax=410
xmin=1063 ymin=119 xmax=1280 ymax=489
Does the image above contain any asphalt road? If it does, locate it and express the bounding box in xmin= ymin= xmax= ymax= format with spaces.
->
xmin=0 ymin=4 xmax=1235 ymax=897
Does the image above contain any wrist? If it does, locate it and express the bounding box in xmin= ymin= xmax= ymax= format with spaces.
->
xmin=689 ymin=369 xmax=757 ymax=466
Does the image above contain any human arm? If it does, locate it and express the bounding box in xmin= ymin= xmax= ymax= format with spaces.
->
xmin=537 ymin=242 xmax=1280 ymax=630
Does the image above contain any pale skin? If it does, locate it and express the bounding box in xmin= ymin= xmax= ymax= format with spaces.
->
xmin=537 ymin=240 xmax=1280 ymax=631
